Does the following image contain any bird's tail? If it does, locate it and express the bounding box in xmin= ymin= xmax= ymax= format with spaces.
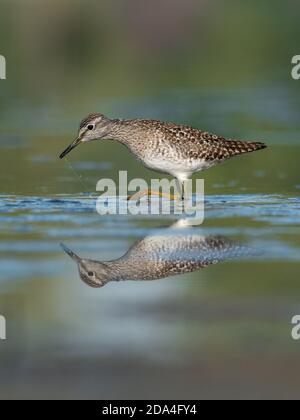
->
xmin=220 ymin=139 xmax=267 ymax=158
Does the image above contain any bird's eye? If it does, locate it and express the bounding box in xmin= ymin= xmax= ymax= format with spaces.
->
xmin=87 ymin=124 xmax=94 ymax=130
xmin=88 ymin=271 xmax=94 ymax=277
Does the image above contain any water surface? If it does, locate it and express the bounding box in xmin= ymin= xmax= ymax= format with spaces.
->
xmin=1 ymin=89 xmax=300 ymax=399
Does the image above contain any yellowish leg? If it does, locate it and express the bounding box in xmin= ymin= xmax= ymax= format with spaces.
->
xmin=127 ymin=189 xmax=179 ymax=201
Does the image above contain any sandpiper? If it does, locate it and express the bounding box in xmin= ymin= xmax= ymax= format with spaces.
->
xmin=59 ymin=113 xmax=267 ymax=199
xmin=61 ymin=227 xmax=254 ymax=288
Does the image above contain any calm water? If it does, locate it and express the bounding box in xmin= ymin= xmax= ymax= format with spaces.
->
xmin=1 ymin=89 xmax=300 ymax=399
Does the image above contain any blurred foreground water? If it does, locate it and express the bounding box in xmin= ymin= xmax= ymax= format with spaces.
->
xmin=1 ymin=190 xmax=300 ymax=399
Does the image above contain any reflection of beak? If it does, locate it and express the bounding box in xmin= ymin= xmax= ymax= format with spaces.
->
xmin=59 ymin=137 xmax=81 ymax=159
xmin=60 ymin=243 xmax=81 ymax=262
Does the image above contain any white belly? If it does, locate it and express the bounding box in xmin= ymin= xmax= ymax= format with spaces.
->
xmin=145 ymin=157 xmax=213 ymax=180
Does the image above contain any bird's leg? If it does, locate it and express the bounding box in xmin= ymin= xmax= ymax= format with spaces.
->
xmin=127 ymin=189 xmax=179 ymax=201
xmin=175 ymin=179 xmax=185 ymax=201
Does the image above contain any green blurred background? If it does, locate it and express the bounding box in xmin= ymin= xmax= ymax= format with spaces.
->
xmin=1 ymin=0 xmax=300 ymax=400
xmin=0 ymin=0 xmax=300 ymax=194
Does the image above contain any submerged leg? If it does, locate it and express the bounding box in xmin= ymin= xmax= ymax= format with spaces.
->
xmin=127 ymin=189 xmax=179 ymax=201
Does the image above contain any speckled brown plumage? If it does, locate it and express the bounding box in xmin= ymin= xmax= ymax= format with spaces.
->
xmin=60 ymin=113 xmax=267 ymax=186
xmin=62 ymin=228 xmax=255 ymax=288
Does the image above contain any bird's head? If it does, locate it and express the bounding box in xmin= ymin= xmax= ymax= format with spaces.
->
xmin=61 ymin=243 xmax=110 ymax=287
xmin=59 ymin=113 xmax=114 ymax=159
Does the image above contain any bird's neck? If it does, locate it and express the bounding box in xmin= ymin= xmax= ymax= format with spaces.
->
xmin=101 ymin=257 xmax=158 ymax=283
xmin=94 ymin=259 xmax=132 ymax=283
xmin=106 ymin=119 xmax=142 ymax=147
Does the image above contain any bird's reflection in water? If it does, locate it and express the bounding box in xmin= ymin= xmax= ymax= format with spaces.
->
xmin=61 ymin=221 xmax=255 ymax=288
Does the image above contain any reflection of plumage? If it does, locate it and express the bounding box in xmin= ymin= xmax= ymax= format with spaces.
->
xmin=62 ymin=226 xmax=255 ymax=288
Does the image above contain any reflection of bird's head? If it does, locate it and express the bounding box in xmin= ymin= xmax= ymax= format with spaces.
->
xmin=61 ymin=243 xmax=110 ymax=288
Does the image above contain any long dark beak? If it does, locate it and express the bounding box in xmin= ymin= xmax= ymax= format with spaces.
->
xmin=59 ymin=137 xmax=81 ymax=159
xmin=60 ymin=243 xmax=81 ymax=262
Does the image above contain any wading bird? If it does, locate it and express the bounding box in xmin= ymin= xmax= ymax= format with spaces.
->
xmin=59 ymin=113 xmax=266 ymax=199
